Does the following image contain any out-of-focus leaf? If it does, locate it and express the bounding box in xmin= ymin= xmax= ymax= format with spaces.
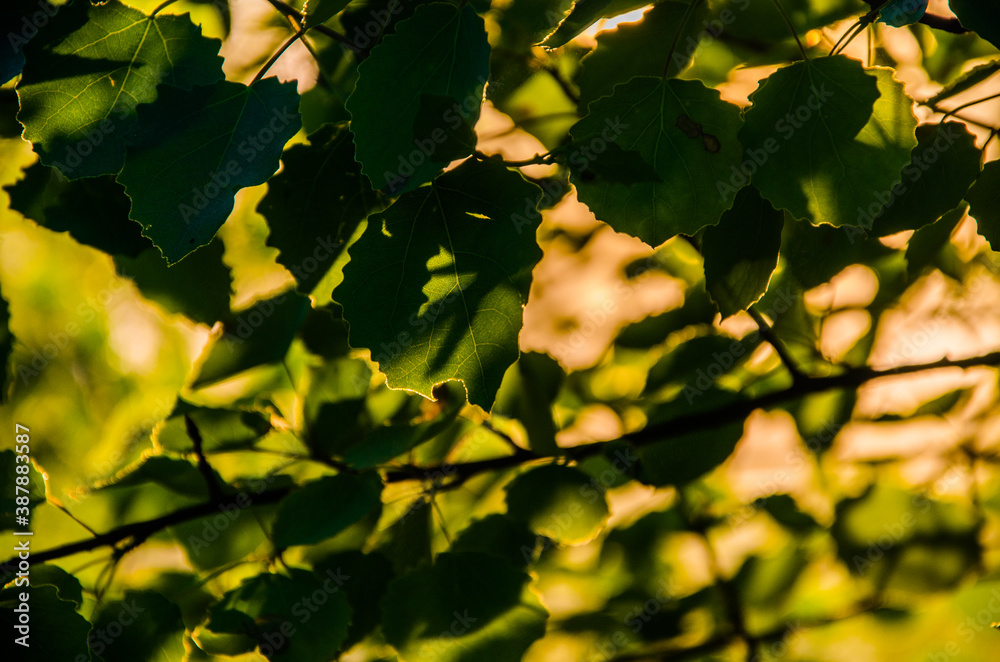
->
xmin=193 ymin=292 xmax=311 ymax=387
xmin=505 ymin=464 xmax=609 ymax=545
xmin=272 ymin=473 xmax=383 ymax=548
xmin=154 ymin=400 xmax=272 ymax=453
xmin=0 ymin=585 xmax=90 ymax=659
xmin=702 ymin=185 xmax=783 ymax=318
xmin=94 ymin=455 xmax=222 ymax=499
xmin=259 ymin=123 xmax=382 ymax=295
xmin=949 ymin=0 xmax=1000 ymax=49
xmin=969 ymin=160 xmax=1000 ymax=250
xmin=91 ymin=590 xmax=185 ymax=662
xmin=0 ymin=449 xmax=45 ymax=531
xmin=540 ymin=0 xmax=650 ymax=48
xmin=381 ymin=552 xmax=548 ymax=662
xmin=493 ymin=352 xmax=564 ymax=455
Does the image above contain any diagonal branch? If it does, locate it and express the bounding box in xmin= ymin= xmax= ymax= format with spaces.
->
xmin=8 ymin=351 xmax=1000 ymax=570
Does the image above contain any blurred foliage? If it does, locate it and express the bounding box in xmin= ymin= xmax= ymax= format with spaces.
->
xmin=1 ymin=0 xmax=1000 ymax=661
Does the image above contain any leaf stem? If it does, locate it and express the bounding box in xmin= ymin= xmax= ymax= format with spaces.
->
xmin=938 ymin=91 xmax=1000 ymax=124
xmin=664 ymin=0 xmax=704 ymax=78
xmin=150 ymin=0 xmax=182 ymax=16
xmin=251 ymin=28 xmax=307 ymax=85
xmin=261 ymin=0 xmax=361 ymax=53
xmin=768 ymin=0 xmax=809 ymax=59
xmin=747 ymin=306 xmax=809 ymax=386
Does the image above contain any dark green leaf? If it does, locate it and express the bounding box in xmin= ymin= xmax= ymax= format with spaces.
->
xmin=113 ymin=237 xmax=232 ymax=326
xmin=29 ymin=565 xmax=84 ymax=607
xmin=451 ymin=514 xmax=538 ymax=569
xmin=0 ymin=449 xmax=45 ymax=531
xmin=347 ymin=3 xmax=490 ymax=192
xmin=569 ymin=76 xmax=744 ymax=245
xmin=905 ymin=204 xmax=965 ymax=278
xmin=304 ymin=356 xmax=372 ymax=456
xmin=260 ymin=123 xmax=382 ymax=295
xmin=345 ymin=381 xmax=466 ymax=468
xmin=381 ymin=552 xmax=548 ymax=662
xmin=702 ymin=185 xmax=783 ymax=318
xmin=95 ymin=455 xmax=221 ymax=499
xmin=193 ymin=292 xmax=311 ymax=387
xmin=540 ymin=0 xmax=650 ymax=48
xmin=968 ymin=160 xmax=1000 ymax=250
xmin=493 ymin=352 xmax=564 ymax=455
xmin=758 ymin=494 xmax=818 ymax=532
xmin=5 ymin=162 xmax=149 ymax=257
xmin=336 ymin=158 xmax=543 ymax=410
xmin=949 ymin=0 xmax=1000 ymax=49
xmin=17 ymin=0 xmax=223 ymax=178
xmin=117 ymin=78 xmax=301 ymax=264
xmin=870 ymin=122 xmax=981 ymax=236
xmin=375 ymin=498 xmax=434 ymax=574
xmin=0 ymin=585 xmax=91 ymax=659
xmin=0 ymin=285 xmax=10 ymax=402
xmin=505 ymin=464 xmax=609 ymax=544
xmin=272 ymin=473 xmax=383 ymax=548
xmin=202 ymin=569 xmax=352 ymax=662
xmin=738 ymin=56 xmax=917 ymax=227
xmin=313 ymin=551 xmax=394 ymax=648
xmin=155 ymin=400 xmax=272 ymax=453
xmin=576 ymin=1 xmax=710 ymax=107
xmin=92 ymin=590 xmax=185 ymax=662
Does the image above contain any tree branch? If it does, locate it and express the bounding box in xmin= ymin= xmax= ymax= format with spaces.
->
xmin=10 ymin=351 xmax=1000 ymax=570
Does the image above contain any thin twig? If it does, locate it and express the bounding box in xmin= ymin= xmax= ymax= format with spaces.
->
xmin=185 ymin=415 xmax=224 ymax=502
xmin=747 ymin=306 xmax=808 ymax=385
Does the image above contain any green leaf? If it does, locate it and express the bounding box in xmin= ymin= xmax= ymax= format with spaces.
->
xmin=637 ymin=389 xmax=746 ymax=487
xmin=345 ymin=381 xmax=466 ymax=468
xmin=347 ymin=3 xmax=490 ymax=192
xmin=272 ymin=473 xmax=383 ymax=548
xmin=540 ymin=0 xmax=650 ymax=48
xmin=335 ymin=158 xmax=543 ymax=410
xmin=29 ymin=565 xmax=84 ymax=607
xmin=968 ymin=160 xmax=1000 ymax=250
xmin=117 ymin=78 xmax=301 ymax=264
xmin=738 ymin=56 xmax=918 ymax=227
xmin=375 ymin=498 xmax=434 ymax=574
xmin=5 ymin=162 xmax=149 ymax=257
xmin=0 ymin=449 xmax=45 ymax=531
xmin=702 ymin=185 xmax=783 ymax=318
xmin=301 ymin=0 xmax=352 ymax=27
xmin=313 ymin=551 xmax=394 ymax=648
xmin=92 ymin=590 xmax=185 ymax=662
xmin=644 ymin=334 xmax=759 ymax=395
xmin=412 ymin=93 xmax=480 ymax=163
xmin=95 ymin=455 xmax=221 ymax=499
xmin=906 ymin=204 xmax=965 ymax=278
xmin=155 ymin=400 xmax=272 ymax=453
xmin=381 ymin=552 xmax=548 ymax=662
xmin=304 ymin=356 xmax=372 ymax=456
xmin=576 ymin=1 xmax=710 ymax=107
xmin=451 ymin=514 xmax=538 ymax=569
xmin=114 ymin=237 xmax=232 ymax=326
xmin=949 ymin=0 xmax=1000 ymax=49
xmin=569 ymin=76 xmax=744 ymax=245
xmin=260 ymin=123 xmax=383 ymax=295
xmin=193 ymin=292 xmax=311 ymax=387
xmin=0 ymin=585 xmax=91 ymax=659
xmin=202 ymin=569 xmax=352 ymax=662
xmin=17 ymin=0 xmax=223 ymax=178
xmin=505 ymin=464 xmax=609 ymax=545
xmin=868 ymin=122 xmax=981 ymax=236
xmin=758 ymin=494 xmax=819 ymax=532
xmin=493 ymin=352 xmax=565 ymax=455
xmin=925 ymin=60 xmax=1000 ymax=106
xmin=0 ymin=285 xmax=11 ymax=402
